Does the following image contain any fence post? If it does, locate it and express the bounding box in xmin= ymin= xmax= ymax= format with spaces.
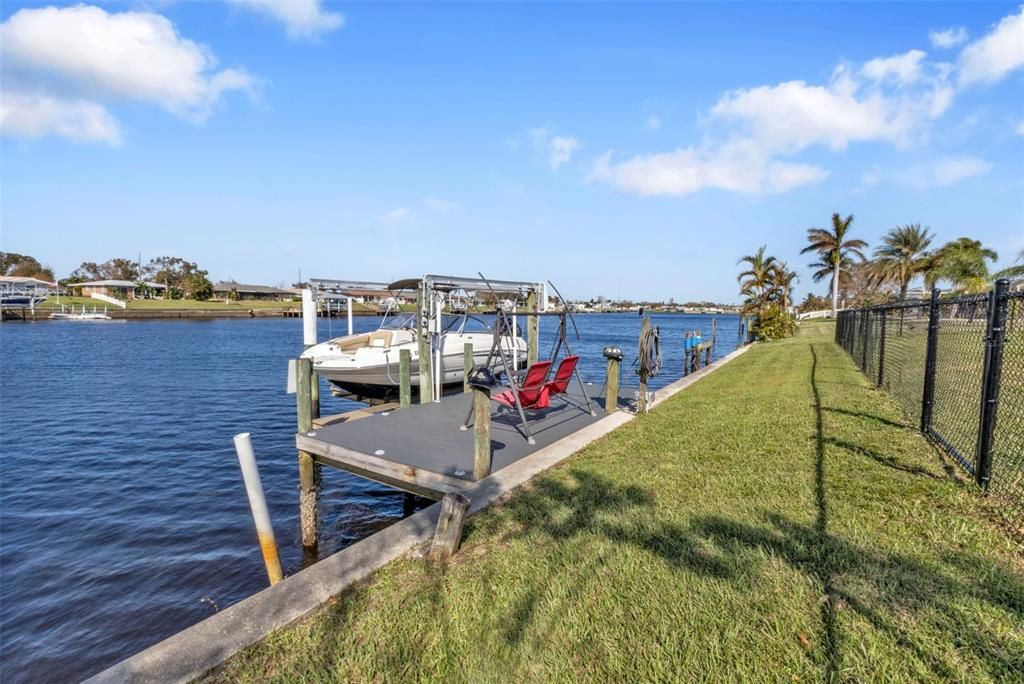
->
xmin=877 ymin=309 xmax=887 ymax=387
xmin=975 ymin=279 xmax=1010 ymax=491
xmin=920 ymin=287 xmax=941 ymax=433
xmin=860 ymin=310 xmax=869 ymax=371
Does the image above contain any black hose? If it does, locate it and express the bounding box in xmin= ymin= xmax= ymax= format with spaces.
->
xmin=634 ymin=325 xmax=662 ymax=378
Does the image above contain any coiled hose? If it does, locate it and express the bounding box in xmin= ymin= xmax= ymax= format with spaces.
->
xmin=635 ymin=324 xmax=662 ymax=379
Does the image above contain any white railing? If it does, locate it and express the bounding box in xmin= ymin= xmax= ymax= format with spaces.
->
xmin=89 ymin=292 xmax=127 ymax=309
xmin=797 ymin=309 xmax=838 ymax=321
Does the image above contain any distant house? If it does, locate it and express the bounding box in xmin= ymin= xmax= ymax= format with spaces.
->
xmin=213 ymin=282 xmax=295 ymax=301
xmin=337 ymin=288 xmax=413 ymax=305
xmin=77 ymin=279 xmax=167 ymax=300
xmin=0 ymin=275 xmax=56 ymax=293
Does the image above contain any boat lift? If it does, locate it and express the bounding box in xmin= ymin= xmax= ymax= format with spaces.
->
xmin=304 ymin=274 xmax=547 ymax=403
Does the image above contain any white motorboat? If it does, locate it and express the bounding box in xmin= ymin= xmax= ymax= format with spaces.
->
xmin=302 ymin=311 xmax=526 ymax=397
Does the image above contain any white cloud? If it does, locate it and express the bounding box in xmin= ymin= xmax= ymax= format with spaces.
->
xmin=0 ymin=5 xmax=256 ymax=143
xmin=929 ymin=26 xmax=968 ymax=49
xmin=528 ymin=127 xmax=581 ymax=170
xmin=549 ymin=136 xmax=580 ymax=170
xmin=646 ymin=115 xmax=661 ymax=131
xmin=711 ymin=60 xmax=953 ymax=153
xmin=227 ymin=0 xmax=343 ymax=40
xmin=1 ymin=5 xmax=257 ymax=120
xmin=1016 ymin=121 xmax=1024 ymax=136
xmin=897 ymin=157 xmax=993 ymax=188
xmin=958 ymin=8 xmax=1024 ymax=86
xmin=0 ymin=91 xmax=121 ymax=144
xmin=861 ymin=50 xmax=927 ymax=84
xmin=589 ymin=142 xmax=828 ymax=196
xmin=378 ymin=207 xmax=412 ymax=225
xmin=424 ymin=197 xmax=458 ymax=212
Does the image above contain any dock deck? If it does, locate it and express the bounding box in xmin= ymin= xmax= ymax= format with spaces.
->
xmin=297 ymin=383 xmax=634 ymax=498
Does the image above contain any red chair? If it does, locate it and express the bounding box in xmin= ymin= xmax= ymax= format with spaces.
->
xmin=543 ymin=355 xmax=579 ymax=399
xmin=493 ymin=360 xmax=552 ymax=410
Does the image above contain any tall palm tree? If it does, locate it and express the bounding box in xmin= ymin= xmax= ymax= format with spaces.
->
xmin=737 ymin=245 xmax=777 ymax=313
xmin=869 ymin=224 xmax=933 ymax=300
xmin=931 ymin=237 xmax=998 ymax=292
xmin=801 ymin=213 xmax=867 ymax=317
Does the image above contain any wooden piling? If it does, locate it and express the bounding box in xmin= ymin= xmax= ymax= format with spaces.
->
xmin=463 ymin=342 xmax=474 ymax=393
xmin=296 ymin=358 xmax=319 ymax=552
xmin=429 ymin=492 xmax=470 ymax=561
xmin=399 ymin=349 xmax=412 ymax=409
xmin=605 ymin=355 xmax=620 ymax=415
xmin=638 ymin=317 xmax=650 ymax=414
xmin=472 ymin=385 xmax=491 ymax=479
xmin=416 ymin=290 xmax=433 ymax=404
xmin=526 ymin=291 xmax=539 ymax=366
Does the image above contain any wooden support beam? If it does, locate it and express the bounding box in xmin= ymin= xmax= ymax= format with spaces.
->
xmin=472 ymin=385 xmax=491 ymax=479
xmin=463 ymin=343 xmax=473 ymax=393
xmin=313 ymin=402 xmax=399 ymax=428
xmin=526 ymin=291 xmax=539 ymax=366
xmin=605 ymin=355 xmax=620 ymax=415
xmin=399 ymin=349 xmax=412 ymax=409
xmin=298 ymin=434 xmax=466 ymax=499
xmin=429 ymin=492 xmax=470 ymax=561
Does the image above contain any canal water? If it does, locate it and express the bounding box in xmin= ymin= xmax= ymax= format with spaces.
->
xmin=0 ymin=313 xmax=740 ymax=681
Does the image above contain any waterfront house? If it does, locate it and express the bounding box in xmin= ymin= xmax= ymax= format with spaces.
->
xmin=76 ymin=279 xmax=167 ymax=300
xmin=213 ymin=282 xmax=295 ymax=301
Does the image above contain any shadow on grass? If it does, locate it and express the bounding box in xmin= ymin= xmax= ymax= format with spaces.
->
xmin=821 ymin=406 xmax=914 ymax=431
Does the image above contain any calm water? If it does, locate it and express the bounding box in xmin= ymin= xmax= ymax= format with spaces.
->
xmin=0 ymin=312 xmax=739 ymax=681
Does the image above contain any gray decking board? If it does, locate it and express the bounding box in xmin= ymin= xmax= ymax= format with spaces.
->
xmin=301 ymin=383 xmax=633 ymax=486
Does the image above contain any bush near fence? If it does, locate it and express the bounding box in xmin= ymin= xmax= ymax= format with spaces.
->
xmin=836 ymin=279 xmax=1023 ymax=533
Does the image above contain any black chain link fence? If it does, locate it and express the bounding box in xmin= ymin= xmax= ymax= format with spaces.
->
xmin=836 ymin=280 xmax=1023 ymax=533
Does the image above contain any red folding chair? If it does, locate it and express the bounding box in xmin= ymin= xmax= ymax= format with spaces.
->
xmin=543 ymin=355 xmax=579 ymax=399
xmin=493 ymin=360 xmax=552 ymax=410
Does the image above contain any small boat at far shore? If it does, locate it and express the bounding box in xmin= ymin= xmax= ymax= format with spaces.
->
xmin=50 ymin=305 xmax=114 ymax=321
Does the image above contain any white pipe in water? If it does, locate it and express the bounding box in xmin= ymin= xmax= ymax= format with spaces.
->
xmin=233 ymin=433 xmax=284 ymax=585
xmin=347 ymin=296 xmax=353 ymax=336
xmin=302 ymin=288 xmax=317 ymax=347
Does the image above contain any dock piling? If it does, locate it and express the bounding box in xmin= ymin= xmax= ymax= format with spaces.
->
xmin=296 ymin=358 xmax=319 ymax=553
xmin=463 ymin=343 xmax=473 ymax=393
xmin=605 ymin=354 xmax=620 ymax=415
xmin=429 ymin=492 xmax=470 ymax=561
xmin=638 ymin=317 xmax=650 ymax=414
xmin=232 ymin=433 xmax=283 ymax=586
xmin=472 ymin=384 xmax=491 ymax=479
xmin=526 ymin=291 xmax=539 ymax=365
xmin=416 ymin=290 xmax=433 ymax=404
xmin=399 ymin=349 xmax=412 ymax=409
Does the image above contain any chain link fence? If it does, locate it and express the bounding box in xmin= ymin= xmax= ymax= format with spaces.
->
xmin=836 ymin=280 xmax=1023 ymax=533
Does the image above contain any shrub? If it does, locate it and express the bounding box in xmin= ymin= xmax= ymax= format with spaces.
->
xmin=752 ymin=305 xmax=796 ymax=340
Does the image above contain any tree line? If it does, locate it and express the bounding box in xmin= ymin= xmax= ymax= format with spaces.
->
xmin=1 ymin=253 xmax=215 ymax=300
xmin=739 ymin=213 xmax=1023 ymax=339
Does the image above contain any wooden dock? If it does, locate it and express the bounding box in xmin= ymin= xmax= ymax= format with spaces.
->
xmin=297 ymin=384 xmax=631 ymax=499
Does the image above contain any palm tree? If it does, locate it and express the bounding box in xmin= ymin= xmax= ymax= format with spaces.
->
xmin=869 ymin=224 xmax=933 ymax=300
xmin=930 ymin=237 xmax=998 ymax=292
xmin=801 ymin=213 xmax=868 ymax=317
xmin=737 ymin=245 xmax=777 ymax=313
xmin=994 ymin=249 xmax=1024 ymax=280
xmin=769 ymin=262 xmax=798 ymax=310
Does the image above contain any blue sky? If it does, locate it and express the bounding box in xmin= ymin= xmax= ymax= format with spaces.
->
xmin=1 ymin=2 xmax=1022 ymax=302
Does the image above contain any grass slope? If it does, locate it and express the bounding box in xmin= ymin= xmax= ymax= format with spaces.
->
xmin=209 ymin=322 xmax=1023 ymax=683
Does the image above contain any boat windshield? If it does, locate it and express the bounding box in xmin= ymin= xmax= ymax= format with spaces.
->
xmin=379 ymin=313 xmax=495 ymax=334
xmin=380 ymin=312 xmax=417 ymax=330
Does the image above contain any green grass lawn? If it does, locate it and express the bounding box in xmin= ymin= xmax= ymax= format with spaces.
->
xmin=207 ymin=321 xmax=1023 ymax=683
